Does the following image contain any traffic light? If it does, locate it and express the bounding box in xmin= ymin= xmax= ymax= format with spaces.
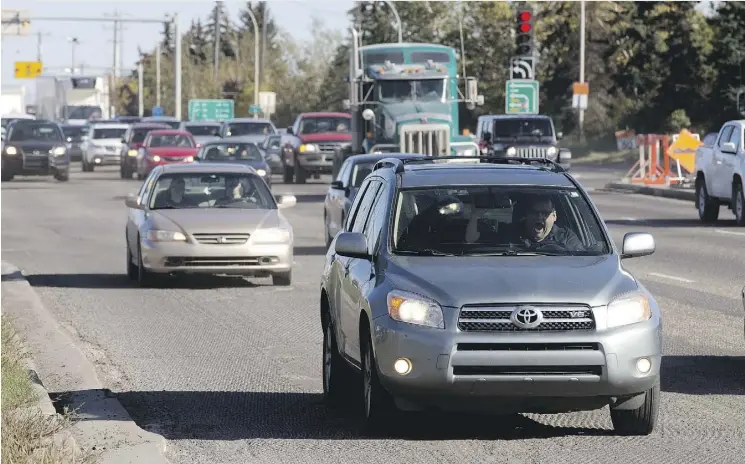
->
xmin=515 ymin=7 xmax=534 ymax=57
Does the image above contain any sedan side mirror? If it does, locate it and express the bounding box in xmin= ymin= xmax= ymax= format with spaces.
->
xmin=335 ymin=232 xmax=369 ymax=259
xmin=121 ymin=138 xmax=127 ymax=143
xmin=330 ymin=180 xmax=345 ymax=190
xmin=286 ymin=127 xmax=294 ymax=135
xmin=124 ymin=193 xmax=143 ymax=210
xmin=621 ymin=232 xmax=655 ymax=259
xmin=276 ymin=194 xmax=297 ymax=209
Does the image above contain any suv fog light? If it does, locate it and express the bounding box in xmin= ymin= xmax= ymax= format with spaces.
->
xmin=394 ymin=358 xmax=412 ymax=375
xmin=636 ymin=357 xmax=651 ymax=374
xmin=94 ymin=158 xmax=101 ymax=164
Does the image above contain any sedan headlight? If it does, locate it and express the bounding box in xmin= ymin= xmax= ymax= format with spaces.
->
xmin=185 ymin=156 xmax=194 ymax=162
xmin=5 ymin=146 xmax=17 ymax=155
xmin=51 ymin=146 xmax=66 ymax=156
xmin=251 ymin=227 xmax=291 ymax=244
xmin=607 ymin=293 xmax=652 ymax=328
xmin=146 ymin=230 xmax=187 ymax=242
xmin=547 ymin=146 xmax=558 ymax=157
xmin=128 ymin=149 xmax=138 ymax=157
xmin=256 ymin=169 xmax=266 ymax=176
xmin=505 ymin=146 xmax=517 ymax=156
xmin=299 ymin=144 xmax=316 ymax=153
xmin=387 ymin=290 xmax=444 ymax=329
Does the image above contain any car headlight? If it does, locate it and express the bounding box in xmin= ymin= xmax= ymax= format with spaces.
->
xmin=460 ymin=149 xmax=474 ymax=156
xmin=5 ymin=146 xmax=17 ymax=155
xmin=251 ymin=227 xmax=291 ymax=244
xmin=505 ymin=146 xmax=517 ymax=156
xmin=146 ymin=230 xmax=187 ymax=242
xmin=299 ymin=144 xmax=316 ymax=153
xmin=607 ymin=293 xmax=652 ymax=328
xmin=256 ymin=169 xmax=266 ymax=176
xmin=547 ymin=146 xmax=558 ymax=157
xmin=480 ymin=146 xmax=488 ymax=154
xmin=387 ymin=290 xmax=444 ymax=329
xmin=151 ymin=155 xmax=161 ymax=162
xmin=184 ymin=156 xmax=194 ymax=162
xmin=51 ymin=146 xmax=66 ymax=156
xmin=128 ymin=149 xmax=138 ymax=156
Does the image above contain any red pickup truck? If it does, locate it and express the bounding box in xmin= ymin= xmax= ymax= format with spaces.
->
xmin=281 ymin=112 xmax=352 ymax=184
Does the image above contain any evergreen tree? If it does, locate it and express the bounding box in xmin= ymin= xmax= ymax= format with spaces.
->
xmin=708 ymin=1 xmax=745 ymax=126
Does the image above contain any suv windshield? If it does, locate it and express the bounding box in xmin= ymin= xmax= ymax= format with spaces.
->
xmin=8 ymin=123 xmax=62 ymax=142
xmin=299 ymin=117 xmax=350 ymax=134
xmin=392 ymin=186 xmax=609 ymax=256
xmin=202 ymin=143 xmax=263 ymax=161
xmin=493 ymin=119 xmax=553 ymax=138
xmin=149 ymin=173 xmax=275 ymax=210
xmin=225 ymin=122 xmax=274 ymax=137
xmin=185 ymin=125 xmax=220 ymax=136
xmin=93 ymin=127 xmax=127 ymax=139
xmin=62 ymin=126 xmax=87 ymax=139
xmin=148 ymin=134 xmax=194 ymax=147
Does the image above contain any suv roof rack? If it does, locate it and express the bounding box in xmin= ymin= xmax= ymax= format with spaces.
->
xmin=376 ymin=156 xmax=565 ymax=173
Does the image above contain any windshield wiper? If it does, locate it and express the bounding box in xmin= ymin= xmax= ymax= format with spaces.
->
xmin=395 ymin=248 xmax=455 ymax=256
xmin=462 ymin=249 xmax=565 ymax=257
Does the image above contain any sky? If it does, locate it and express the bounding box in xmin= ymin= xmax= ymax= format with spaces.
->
xmin=0 ymin=0 xmax=355 ymax=99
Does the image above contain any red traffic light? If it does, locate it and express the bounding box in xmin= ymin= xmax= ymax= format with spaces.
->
xmin=519 ymin=23 xmax=531 ymax=33
xmin=519 ymin=11 xmax=532 ymax=22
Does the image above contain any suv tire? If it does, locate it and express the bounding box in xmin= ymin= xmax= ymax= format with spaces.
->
xmin=360 ymin=323 xmax=396 ymax=431
xmin=322 ymin=319 xmax=355 ymax=407
xmin=610 ymin=382 xmax=659 ymax=435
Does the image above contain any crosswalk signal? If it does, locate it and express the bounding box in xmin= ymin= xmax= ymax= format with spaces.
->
xmin=516 ymin=7 xmax=534 ymax=57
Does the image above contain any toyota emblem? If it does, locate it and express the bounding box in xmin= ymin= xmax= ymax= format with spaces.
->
xmin=511 ymin=306 xmax=542 ymax=329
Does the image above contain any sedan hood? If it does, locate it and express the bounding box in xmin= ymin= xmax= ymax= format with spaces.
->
xmin=151 ymin=208 xmax=280 ymax=234
xmin=147 ymin=147 xmax=198 ymax=157
xmin=385 ymin=255 xmax=637 ymax=308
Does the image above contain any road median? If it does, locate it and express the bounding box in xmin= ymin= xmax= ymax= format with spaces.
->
xmin=1 ymin=262 xmax=171 ymax=464
xmin=604 ymin=181 xmax=696 ymax=201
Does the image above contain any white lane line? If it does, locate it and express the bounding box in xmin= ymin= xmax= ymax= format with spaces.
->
xmin=648 ymin=272 xmax=696 ymax=284
xmin=714 ymin=229 xmax=745 ymax=237
xmin=621 ymin=217 xmax=637 ymax=221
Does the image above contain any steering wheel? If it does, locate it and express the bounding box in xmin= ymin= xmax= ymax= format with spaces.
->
xmin=533 ymin=242 xmax=568 ymax=252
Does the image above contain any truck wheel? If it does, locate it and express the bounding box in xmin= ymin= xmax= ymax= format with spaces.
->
xmin=610 ymin=382 xmax=659 ymax=436
xmin=733 ymin=182 xmax=745 ymax=226
xmin=696 ymin=178 xmax=719 ymax=223
xmin=283 ymin=166 xmax=294 ymax=184
xmin=295 ymin=163 xmax=307 ymax=184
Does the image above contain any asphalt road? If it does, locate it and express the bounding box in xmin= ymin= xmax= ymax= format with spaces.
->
xmin=2 ymin=166 xmax=744 ymax=464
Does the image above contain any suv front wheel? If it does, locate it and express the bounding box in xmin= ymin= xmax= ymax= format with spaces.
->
xmin=360 ymin=323 xmax=396 ymax=430
xmin=610 ymin=382 xmax=660 ymax=435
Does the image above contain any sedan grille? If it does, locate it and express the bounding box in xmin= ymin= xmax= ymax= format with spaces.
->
xmin=458 ymin=305 xmax=595 ymax=332
xmin=192 ymin=233 xmax=249 ymax=245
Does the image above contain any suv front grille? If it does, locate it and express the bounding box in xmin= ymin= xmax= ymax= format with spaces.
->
xmin=515 ymin=146 xmax=550 ymax=159
xmin=458 ymin=305 xmax=595 ymax=332
xmin=192 ymin=233 xmax=249 ymax=245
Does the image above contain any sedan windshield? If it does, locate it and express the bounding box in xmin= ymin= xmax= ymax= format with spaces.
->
xmin=225 ymin=122 xmax=274 ymax=136
xmin=184 ymin=125 xmax=220 ymax=136
xmin=149 ymin=134 xmax=194 ymax=147
xmin=150 ymin=173 xmax=275 ymax=210
xmin=93 ymin=127 xmax=127 ymax=139
xmin=8 ymin=123 xmax=62 ymax=142
xmin=202 ymin=143 xmax=263 ymax=161
xmin=393 ymin=186 xmax=609 ymax=256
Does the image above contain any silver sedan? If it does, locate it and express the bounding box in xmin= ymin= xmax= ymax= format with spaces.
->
xmin=124 ymin=163 xmax=296 ymax=287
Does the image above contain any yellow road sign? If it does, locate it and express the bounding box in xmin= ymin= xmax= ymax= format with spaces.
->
xmin=666 ymin=129 xmax=701 ymax=174
xmin=14 ymin=61 xmax=42 ymax=79
xmin=572 ymin=82 xmax=589 ymax=95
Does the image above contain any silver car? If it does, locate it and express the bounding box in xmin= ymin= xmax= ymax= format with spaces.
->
xmin=124 ymin=163 xmax=296 ymax=287
xmin=320 ymin=156 xmax=662 ymax=435
xmin=81 ymin=122 xmax=129 ymax=171
xmin=179 ymin=121 xmax=221 ymax=147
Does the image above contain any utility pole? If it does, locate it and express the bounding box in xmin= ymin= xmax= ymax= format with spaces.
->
xmin=382 ymin=1 xmax=402 ymax=43
xmin=174 ymin=12 xmax=182 ymax=120
xmin=242 ymin=8 xmax=260 ymax=114
xmin=213 ymin=1 xmax=221 ymax=86
xmin=578 ymin=0 xmax=586 ymax=143
xmin=260 ymin=5 xmax=266 ymax=87
xmin=137 ymin=61 xmax=144 ymax=117
xmin=36 ymin=31 xmax=42 ymax=62
xmin=156 ymin=42 xmax=161 ymax=106
xmin=112 ymin=10 xmax=119 ymax=80
xmin=68 ymin=36 xmax=79 ymax=72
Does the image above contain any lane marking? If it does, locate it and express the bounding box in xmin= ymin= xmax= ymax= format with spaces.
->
xmin=648 ymin=272 xmax=695 ymax=284
xmin=621 ymin=217 xmax=637 ymax=221
xmin=714 ymin=229 xmax=745 ymax=237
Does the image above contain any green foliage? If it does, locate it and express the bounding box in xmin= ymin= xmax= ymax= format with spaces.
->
xmin=120 ymin=0 xmax=745 ymax=141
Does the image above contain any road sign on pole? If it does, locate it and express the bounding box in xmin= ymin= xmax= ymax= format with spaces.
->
xmin=510 ymin=57 xmax=535 ymax=80
xmin=572 ymin=82 xmax=589 ymax=110
xmin=248 ymin=104 xmax=261 ymax=116
xmin=187 ymin=99 xmax=234 ymax=121
xmin=14 ymin=61 xmax=42 ymax=79
xmin=505 ymin=79 xmax=539 ymax=114
xmin=258 ymin=92 xmax=276 ymax=117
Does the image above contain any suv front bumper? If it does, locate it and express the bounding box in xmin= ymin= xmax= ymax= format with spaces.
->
xmin=371 ymin=313 xmax=661 ymax=413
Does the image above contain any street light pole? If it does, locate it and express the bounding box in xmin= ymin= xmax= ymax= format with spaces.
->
xmin=156 ymin=42 xmax=161 ymax=106
xmin=213 ymin=1 xmax=221 ymax=85
xmin=68 ymin=37 xmax=79 ymax=72
xmin=173 ymin=13 xmax=182 ymax=120
xmin=243 ymin=7 xmax=260 ymax=116
xmin=578 ymin=0 xmax=586 ymax=143
xmin=382 ymin=1 xmax=402 ymax=43
xmin=137 ymin=61 xmax=144 ymax=117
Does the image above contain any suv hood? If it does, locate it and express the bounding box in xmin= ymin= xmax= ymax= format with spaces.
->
xmin=383 ymin=101 xmax=452 ymax=125
xmin=151 ymin=208 xmax=279 ymax=234
xmin=385 ymin=254 xmax=637 ymax=308
xmin=300 ymin=133 xmax=351 ymax=143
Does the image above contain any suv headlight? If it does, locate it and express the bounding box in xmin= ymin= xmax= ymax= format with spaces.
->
xmin=5 ymin=146 xmax=17 ymax=155
xmin=251 ymin=227 xmax=291 ymax=244
xmin=547 ymin=146 xmax=558 ymax=158
xmin=146 ymin=230 xmax=187 ymax=242
xmin=505 ymin=146 xmax=517 ymax=156
xmin=607 ymin=293 xmax=652 ymax=328
xmin=299 ymin=144 xmax=316 ymax=153
xmin=387 ymin=290 xmax=444 ymax=329
xmin=51 ymin=146 xmax=66 ymax=156
xmin=256 ymin=168 xmax=266 ymax=176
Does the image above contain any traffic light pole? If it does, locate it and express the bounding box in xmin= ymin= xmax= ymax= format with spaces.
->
xmin=578 ymin=0 xmax=586 ymax=143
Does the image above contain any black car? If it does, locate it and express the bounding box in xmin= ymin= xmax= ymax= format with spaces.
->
xmin=61 ymin=124 xmax=88 ymax=161
xmin=258 ymin=134 xmax=284 ymax=175
xmin=2 ymin=120 xmax=70 ymax=182
xmin=195 ymin=138 xmax=272 ymax=188
xmin=323 ymin=152 xmax=426 ymax=247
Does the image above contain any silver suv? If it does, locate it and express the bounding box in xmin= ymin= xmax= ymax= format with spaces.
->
xmin=319 ymin=156 xmax=662 ymax=435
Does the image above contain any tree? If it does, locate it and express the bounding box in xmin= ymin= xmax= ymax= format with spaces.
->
xmin=708 ymin=1 xmax=745 ymax=126
xmin=160 ymin=20 xmax=174 ymax=57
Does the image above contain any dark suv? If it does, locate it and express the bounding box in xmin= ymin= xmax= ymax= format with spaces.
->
xmin=2 ymin=119 xmax=70 ymax=182
xmin=320 ymin=156 xmax=661 ymax=435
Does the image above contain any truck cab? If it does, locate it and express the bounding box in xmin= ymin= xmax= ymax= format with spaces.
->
xmin=695 ymin=120 xmax=745 ymax=225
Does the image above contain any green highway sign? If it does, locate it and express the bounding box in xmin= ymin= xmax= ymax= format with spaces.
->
xmin=505 ymin=79 xmax=539 ymax=114
xmin=248 ymin=104 xmax=261 ymax=115
xmin=188 ymin=99 xmax=235 ymax=121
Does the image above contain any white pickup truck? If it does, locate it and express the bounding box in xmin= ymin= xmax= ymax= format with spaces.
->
xmin=695 ymin=120 xmax=745 ymax=225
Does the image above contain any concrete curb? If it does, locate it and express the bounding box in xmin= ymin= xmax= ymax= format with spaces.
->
xmin=1 ymin=261 xmax=170 ymax=464
xmin=605 ymin=182 xmax=696 ymax=201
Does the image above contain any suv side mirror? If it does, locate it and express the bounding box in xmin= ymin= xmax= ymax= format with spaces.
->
xmin=483 ymin=132 xmax=492 ymax=143
xmin=621 ymin=232 xmax=655 ymax=259
xmin=721 ymin=141 xmax=737 ymax=154
xmin=335 ymin=232 xmax=369 ymax=259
